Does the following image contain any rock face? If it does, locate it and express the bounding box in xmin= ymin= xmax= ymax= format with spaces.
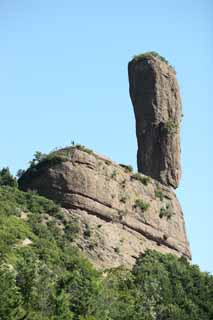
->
xmin=128 ymin=54 xmax=182 ymax=188
xmin=19 ymin=147 xmax=190 ymax=269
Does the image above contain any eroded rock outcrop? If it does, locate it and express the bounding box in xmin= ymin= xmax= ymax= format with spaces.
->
xmin=128 ymin=53 xmax=182 ymax=188
xmin=19 ymin=147 xmax=190 ymax=269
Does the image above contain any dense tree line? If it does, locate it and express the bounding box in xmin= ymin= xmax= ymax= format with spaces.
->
xmin=0 ymin=168 xmax=212 ymax=320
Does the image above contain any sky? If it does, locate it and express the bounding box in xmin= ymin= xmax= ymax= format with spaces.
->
xmin=0 ymin=0 xmax=212 ymax=272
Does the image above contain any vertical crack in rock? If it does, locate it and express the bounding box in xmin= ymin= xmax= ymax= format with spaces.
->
xmin=128 ymin=54 xmax=182 ymax=188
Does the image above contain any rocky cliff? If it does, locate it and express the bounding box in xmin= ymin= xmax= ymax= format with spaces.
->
xmin=128 ymin=53 xmax=182 ymax=188
xmin=19 ymin=146 xmax=191 ymax=269
xmin=18 ymin=53 xmax=190 ymax=269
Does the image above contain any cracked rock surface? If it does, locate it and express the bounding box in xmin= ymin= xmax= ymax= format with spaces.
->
xmin=19 ymin=148 xmax=191 ymax=269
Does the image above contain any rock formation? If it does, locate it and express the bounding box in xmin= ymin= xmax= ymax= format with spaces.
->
xmin=19 ymin=147 xmax=191 ymax=269
xmin=18 ymin=54 xmax=190 ymax=269
xmin=128 ymin=53 xmax=182 ymax=188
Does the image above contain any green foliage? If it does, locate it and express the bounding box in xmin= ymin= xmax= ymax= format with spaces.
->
xmin=132 ymin=251 xmax=213 ymax=320
xmin=133 ymin=51 xmax=174 ymax=69
xmin=0 ymin=186 xmax=61 ymax=217
xmin=159 ymin=204 xmax=174 ymax=219
xmin=0 ymin=264 xmax=23 ymax=320
xmin=164 ymin=120 xmax=179 ymax=134
xmin=75 ymin=144 xmax=93 ymax=155
xmin=28 ymin=151 xmax=46 ymax=168
xmin=28 ymin=150 xmax=69 ymax=171
xmin=155 ymin=188 xmax=164 ymax=201
xmin=64 ymin=218 xmax=80 ymax=241
xmin=0 ymin=185 xmax=99 ymax=319
xmin=91 ymin=267 xmax=136 ymax=320
xmin=0 ymin=167 xmax=18 ymax=187
xmin=119 ymin=164 xmax=133 ymax=173
xmin=0 ymin=214 xmax=34 ymax=262
xmin=111 ymin=170 xmax=117 ymax=178
xmin=131 ymin=173 xmax=150 ymax=186
xmin=0 ymin=186 xmax=212 ymax=320
xmin=21 ymin=145 xmax=93 ymax=182
xmin=16 ymin=169 xmax=26 ymax=179
xmin=135 ymin=199 xmax=150 ymax=212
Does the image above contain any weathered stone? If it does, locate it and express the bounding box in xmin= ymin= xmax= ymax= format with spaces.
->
xmin=128 ymin=54 xmax=182 ymax=188
xmin=19 ymin=147 xmax=190 ymax=269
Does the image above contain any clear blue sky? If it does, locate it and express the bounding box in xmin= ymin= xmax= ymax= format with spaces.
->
xmin=0 ymin=1 xmax=212 ymax=272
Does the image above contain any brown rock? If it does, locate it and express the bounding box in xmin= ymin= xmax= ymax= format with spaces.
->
xmin=128 ymin=53 xmax=182 ymax=188
xmin=19 ymin=147 xmax=190 ymax=269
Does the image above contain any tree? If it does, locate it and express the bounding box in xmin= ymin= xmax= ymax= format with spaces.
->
xmin=0 ymin=264 xmax=23 ymax=320
xmin=29 ymin=151 xmax=46 ymax=168
xmin=16 ymin=169 xmax=25 ymax=179
xmin=0 ymin=167 xmax=18 ymax=187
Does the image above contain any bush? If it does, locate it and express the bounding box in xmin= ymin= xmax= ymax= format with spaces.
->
xmin=75 ymin=144 xmax=93 ymax=155
xmin=135 ymin=199 xmax=150 ymax=212
xmin=0 ymin=186 xmax=62 ymax=218
xmin=155 ymin=188 xmax=164 ymax=201
xmin=30 ymin=150 xmax=69 ymax=169
xmin=16 ymin=169 xmax=25 ymax=179
xmin=132 ymin=251 xmax=213 ymax=320
xmin=119 ymin=164 xmax=133 ymax=173
xmin=0 ymin=185 xmax=100 ymax=319
xmin=131 ymin=173 xmax=150 ymax=186
xmin=0 ymin=186 xmax=212 ymax=320
xmin=22 ymin=145 xmax=93 ymax=181
xmin=164 ymin=120 xmax=179 ymax=134
xmin=133 ymin=51 xmax=174 ymax=70
xmin=0 ymin=264 xmax=23 ymax=320
xmin=159 ymin=204 xmax=174 ymax=219
xmin=0 ymin=167 xmax=18 ymax=188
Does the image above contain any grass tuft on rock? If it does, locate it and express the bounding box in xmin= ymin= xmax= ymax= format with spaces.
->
xmin=133 ymin=51 xmax=175 ymax=70
xmin=131 ymin=173 xmax=150 ymax=186
xmin=135 ymin=199 xmax=150 ymax=212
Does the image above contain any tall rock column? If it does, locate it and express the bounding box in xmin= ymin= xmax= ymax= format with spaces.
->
xmin=128 ymin=53 xmax=182 ymax=188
